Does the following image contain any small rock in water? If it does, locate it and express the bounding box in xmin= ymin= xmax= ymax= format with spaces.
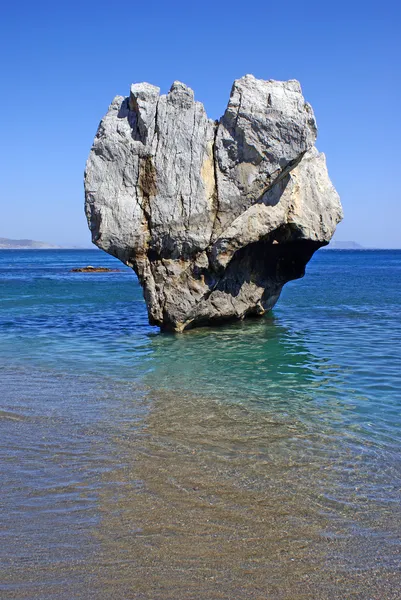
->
xmin=70 ymin=266 xmax=119 ymax=273
xmin=84 ymin=75 xmax=342 ymax=331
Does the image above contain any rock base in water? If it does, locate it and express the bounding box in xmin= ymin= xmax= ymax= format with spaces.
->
xmin=70 ymin=266 xmax=119 ymax=273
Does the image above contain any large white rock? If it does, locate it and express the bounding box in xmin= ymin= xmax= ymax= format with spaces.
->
xmin=85 ymin=75 xmax=342 ymax=331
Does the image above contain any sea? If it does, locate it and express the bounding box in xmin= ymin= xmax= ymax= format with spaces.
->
xmin=0 ymin=248 xmax=400 ymax=599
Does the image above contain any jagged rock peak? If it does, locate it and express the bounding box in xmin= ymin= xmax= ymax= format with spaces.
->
xmin=85 ymin=75 xmax=342 ymax=331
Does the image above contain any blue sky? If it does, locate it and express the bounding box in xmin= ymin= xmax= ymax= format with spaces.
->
xmin=0 ymin=1 xmax=400 ymax=247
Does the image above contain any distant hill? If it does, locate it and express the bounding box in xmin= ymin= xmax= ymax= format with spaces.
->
xmin=322 ymin=241 xmax=364 ymax=250
xmin=0 ymin=237 xmax=60 ymax=249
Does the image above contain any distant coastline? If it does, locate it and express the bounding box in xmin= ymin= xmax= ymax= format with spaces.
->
xmin=0 ymin=237 xmax=95 ymax=250
xmin=0 ymin=237 xmax=59 ymax=249
xmin=322 ymin=241 xmax=364 ymax=250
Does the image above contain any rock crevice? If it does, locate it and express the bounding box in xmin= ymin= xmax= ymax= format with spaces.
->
xmin=85 ymin=75 xmax=342 ymax=331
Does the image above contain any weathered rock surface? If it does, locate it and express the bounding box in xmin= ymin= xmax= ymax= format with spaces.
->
xmin=85 ymin=75 xmax=342 ymax=331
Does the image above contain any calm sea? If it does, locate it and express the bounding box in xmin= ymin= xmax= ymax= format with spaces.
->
xmin=1 ymin=249 xmax=400 ymax=599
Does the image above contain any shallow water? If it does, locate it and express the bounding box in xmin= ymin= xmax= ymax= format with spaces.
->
xmin=0 ymin=249 xmax=400 ymax=598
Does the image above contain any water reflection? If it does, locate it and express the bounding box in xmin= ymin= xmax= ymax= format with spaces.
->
xmin=142 ymin=316 xmax=354 ymax=435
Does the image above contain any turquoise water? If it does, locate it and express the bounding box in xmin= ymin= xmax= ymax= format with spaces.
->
xmin=1 ymin=249 xmax=401 ymax=599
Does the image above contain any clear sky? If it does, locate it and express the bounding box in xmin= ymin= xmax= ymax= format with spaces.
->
xmin=0 ymin=0 xmax=400 ymax=247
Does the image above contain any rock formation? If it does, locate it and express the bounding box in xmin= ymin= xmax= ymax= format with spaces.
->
xmin=85 ymin=75 xmax=342 ymax=331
